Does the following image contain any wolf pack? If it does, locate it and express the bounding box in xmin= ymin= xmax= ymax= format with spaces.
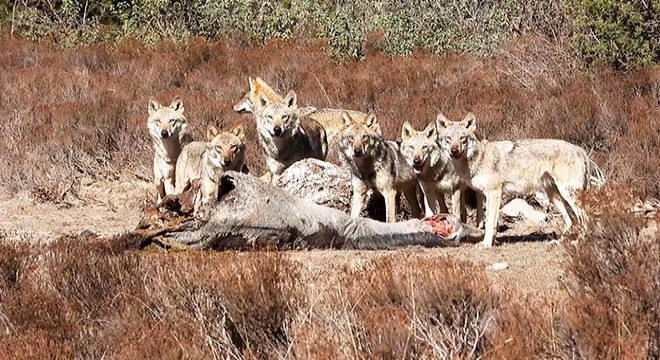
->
xmin=147 ymin=77 xmax=604 ymax=248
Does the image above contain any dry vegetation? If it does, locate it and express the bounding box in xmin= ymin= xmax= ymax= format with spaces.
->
xmin=0 ymin=202 xmax=657 ymax=359
xmin=0 ymin=26 xmax=659 ymax=359
xmin=0 ymin=35 xmax=658 ymax=202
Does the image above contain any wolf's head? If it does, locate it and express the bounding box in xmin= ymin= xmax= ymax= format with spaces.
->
xmin=147 ymin=97 xmax=187 ymax=140
xmin=205 ymin=124 xmax=247 ymax=172
xmin=435 ymin=112 xmax=478 ymax=161
xmin=338 ymin=111 xmax=382 ymax=159
xmin=255 ymin=90 xmax=300 ymax=139
xmin=233 ymin=76 xmax=284 ymax=114
xmin=400 ymin=121 xmax=443 ymax=174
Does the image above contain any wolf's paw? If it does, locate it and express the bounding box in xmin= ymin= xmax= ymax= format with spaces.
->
xmin=477 ymin=240 xmax=494 ymax=248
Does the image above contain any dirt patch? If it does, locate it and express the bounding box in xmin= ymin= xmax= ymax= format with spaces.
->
xmin=0 ymin=178 xmax=568 ymax=299
xmin=0 ymin=179 xmax=152 ymax=243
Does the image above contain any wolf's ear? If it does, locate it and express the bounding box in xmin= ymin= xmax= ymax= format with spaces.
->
xmin=423 ymin=122 xmax=437 ymax=139
xmin=283 ymin=90 xmax=297 ymax=108
xmin=207 ymin=124 xmax=219 ymax=141
xmin=248 ymin=77 xmax=257 ymax=93
xmin=365 ymin=112 xmax=381 ymax=135
xmin=462 ymin=112 xmax=477 ymax=131
xmin=170 ymin=97 xmax=184 ymax=113
xmin=259 ymin=93 xmax=269 ymax=109
xmin=340 ymin=111 xmax=352 ymax=129
xmin=401 ymin=121 xmax=414 ymax=140
xmin=435 ymin=112 xmax=451 ymax=129
xmin=232 ymin=125 xmax=246 ymax=141
xmin=148 ymin=97 xmax=160 ymax=115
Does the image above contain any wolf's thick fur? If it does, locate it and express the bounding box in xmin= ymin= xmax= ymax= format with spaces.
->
xmin=400 ymin=121 xmax=469 ymax=220
xmin=233 ymin=76 xmax=283 ymax=114
xmin=254 ymin=90 xmax=328 ymax=182
xmin=147 ymin=96 xmax=192 ymax=203
xmin=233 ymin=76 xmax=365 ymax=142
xmin=174 ymin=124 xmax=248 ymax=195
xmin=338 ymin=111 xmax=422 ymax=223
xmin=437 ymin=112 xmax=596 ymax=247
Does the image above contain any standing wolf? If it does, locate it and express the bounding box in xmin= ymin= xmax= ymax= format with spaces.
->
xmin=233 ymin=76 xmax=366 ymax=141
xmin=400 ymin=121 xmax=468 ymax=220
xmin=338 ymin=111 xmax=422 ymax=223
xmin=147 ymin=96 xmax=192 ymax=203
xmin=174 ymin=124 xmax=248 ymax=195
xmin=254 ymin=90 xmax=328 ymax=182
xmin=436 ymin=112 xmax=598 ymax=247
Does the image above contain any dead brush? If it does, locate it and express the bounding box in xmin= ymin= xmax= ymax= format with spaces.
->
xmin=149 ymin=251 xmax=305 ymax=359
xmin=563 ymin=191 xmax=660 ymax=358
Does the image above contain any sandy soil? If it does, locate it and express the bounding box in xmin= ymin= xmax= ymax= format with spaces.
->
xmin=0 ymin=179 xmax=569 ymax=300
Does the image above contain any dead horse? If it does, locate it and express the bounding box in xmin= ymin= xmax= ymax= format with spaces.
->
xmin=134 ymin=172 xmax=484 ymax=251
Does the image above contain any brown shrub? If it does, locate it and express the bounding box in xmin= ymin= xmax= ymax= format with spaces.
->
xmin=563 ymin=189 xmax=660 ymax=358
xmin=0 ymin=36 xmax=658 ymax=200
xmin=290 ymin=254 xmax=559 ymax=359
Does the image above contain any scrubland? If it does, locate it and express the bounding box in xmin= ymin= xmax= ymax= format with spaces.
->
xmin=0 ymin=0 xmax=659 ymax=357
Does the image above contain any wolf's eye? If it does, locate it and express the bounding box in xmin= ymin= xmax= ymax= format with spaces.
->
xmin=460 ymin=136 xmax=467 ymax=141
xmin=170 ymin=119 xmax=177 ymax=124
xmin=155 ymin=119 xmax=161 ymax=124
xmin=346 ymin=135 xmax=354 ymax=141
xmin=216 ymin=145 xmax=222 ymax=152
xmin=362 ymin=135 xmax=368 ymax=141
xmin=230 ymin=145 xmax=238 ymax=151
xmin=444 ymin=136 xmax=451 ymax=142
xmin=282 ymin=115 xmax=290 ymax=122
xmin=422 ymin=146 xmax=428 ymax=151
xmin=267 ymin=115 xmax=273 ymax=120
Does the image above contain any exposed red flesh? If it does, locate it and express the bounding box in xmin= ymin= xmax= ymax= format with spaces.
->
xmin=422 ymin=214 xmax=455 ymax=237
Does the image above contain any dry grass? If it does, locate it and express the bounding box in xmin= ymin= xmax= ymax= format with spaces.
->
xmin=0 ymin=35 xmax=658 ymax=201
xmin=0 ymin=205 xmax=656 ymax=360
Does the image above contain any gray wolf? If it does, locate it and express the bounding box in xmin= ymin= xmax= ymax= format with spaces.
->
xmin=233 ymin=76 xmax=366 ymax=141
xmin=174 ymin=124 xmax=248 ymax=195
xmin=400 ymin=121 xmax=468 ymax=221
xmin=338 ymin=111 xmax=422 ymax=223
xmin=437 ymin=112 xmax=598 ymax=247
xmin=254 ymin=90 xmax=328 ymax=182
xmin=147 ymin=96 xmax=192 ymax=203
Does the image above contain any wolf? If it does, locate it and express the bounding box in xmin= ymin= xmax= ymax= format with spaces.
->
xmin=436 ymin=112 xmax=598 ymax=247
xmin=400 ymin=121 xmax=469 ymax=221
xmin=174 ymin=124 xmax=248 ymax=195
xmin=233 ymin=76 xmax=283 ymax=114
xmin=147 ymin=96 xmax=193 ymax=203
xmin=233 ymin=76 xmax=366 ymax=141
xmin=254 ymin=90 xmax=328 ymax=182
xmin=195 ymin=125 xmax=249 ymax=215
xmin=338 ymin=111 xmax=422 ymax=223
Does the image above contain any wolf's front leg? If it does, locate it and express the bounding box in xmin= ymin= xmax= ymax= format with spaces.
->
xmin=481 ymin=189 xmax=502 ymax=247
xmin=155 ymin=179 xmax=166 ymax=204
xmin=420 ymin=182 xmax=445 ymax=216
xmin=164 ymin=177 xmax=176 ymax=196
xmin=475 ymin=191 xmax=485 ymax=228
xmin=402 ymin=185 xmax=422 ymax=219
xmin=383 ymin=189 xmax=398 ymax=223
xmin=350 ymin=180 xmax=368 ymax=218
xmin=451 ymin=188 xmax=464 ymax=222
